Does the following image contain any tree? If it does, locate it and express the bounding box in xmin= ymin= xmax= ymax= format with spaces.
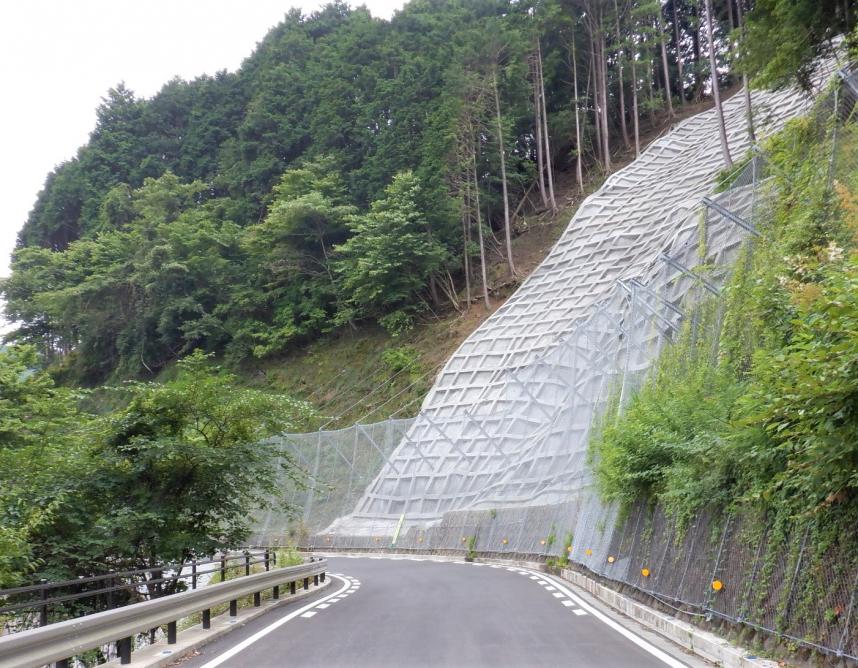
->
xmin=335 ymin=172 xmax=447 ymax=320
xmin=705 ymin=0 xmax=733 ymax=168
xmin=738 ymin=0 xmax=856 ymax=91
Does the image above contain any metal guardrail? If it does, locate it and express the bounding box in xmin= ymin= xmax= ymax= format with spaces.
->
xmin=0 ymin=559 xmax=327 ymax=668
xmin=0 ymin=550 xmax=276 ymax=624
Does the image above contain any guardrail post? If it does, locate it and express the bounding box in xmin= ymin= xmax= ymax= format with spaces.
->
xmin=192 ymin=560 xmax=197 ymax=590
xmin=55 ymin=659 xmax=69 ymax=668
xmin=167 ymin=621 xmax=177 ymax=644
xmin=264 ymin=549 xmax=270 ymax=571
xmin=303 ymin=577 xmax=309 ymax=590
xmin=321 ymin=572 xmax=326 ymax=582
xmin=202 ymin=608 xmax=211 ymax=629
xmin=313 ymin=574 xmax=319 ymax=586
xmin=39 ymin=579 xmax=48 ymax=626
xmin=118 ymin=636 xmax=132 ymax=664
xmin=273 ymin=585 xmax=280 ymax=600
xmin=244 ymin=550 xmax=251 ymax=577
xmin=107 ymin=571 xmax=115 ymax=610
xmin=290 ymin=581 xmax=296 ymax=595
xmin=253 ymin=591 xmax=261 ymax=607
xmin=229 ymin=599 xmax=238 ymax=617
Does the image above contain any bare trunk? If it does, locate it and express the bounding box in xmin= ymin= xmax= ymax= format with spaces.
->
xmin=692 ymin=0 xmax=704 ymax=101
xmin=736 ymin=0 xmax=755 ymax=143
xmin=673 ymin=0 xmax=685 ymax=108
xmin=462 ymin=182 xmax=471 ymax=308
xmin=705 ymin=0 xmax=733 ymax=167
xmin=590 ymin=34 xmax=603 ymax=168
xmin=632 ymin=37 xmax=640 ymax=157
xmin=658 ymin=9 xmax=675 ymax=118
xmin=472 ymin=153 xmax=491 ymax=310
xmin=599 ymin=26 xmax=611 ymax=172
xmin=537 ymin=41 xmax=557 ymax=212
xmin=726 ymin=0 xmax=735 ymax=30
xmin=533 ymin=55 xmax=549 ymax=208
xmin=613 ymin=0 xmax=631 ymax=149
xmin=572 ymin=29 xmax=584 ymax=194
xmin=492 ymin=67 xmax=516 ymax=278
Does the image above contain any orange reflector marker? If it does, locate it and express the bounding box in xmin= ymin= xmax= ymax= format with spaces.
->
xmin=567 ymin=546 xmax=573 ymax=553
xmin=540 ymin=539 xmax=546 ymax=545
xmin=585 ymin=549 xmax=592 ymax=556
xmin=607 ymin=556 xmax=615 ymax=564
xmin=641 ymin=568 xmax=651 ymax=577
xmin=502 ymin=538 xmax=509 ymax=545
xmin=712 ymin=580 xmax=724 ymax=592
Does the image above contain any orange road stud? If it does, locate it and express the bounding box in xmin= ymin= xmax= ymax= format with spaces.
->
xmin=712 ymin=580 xmax=724 ymax=592
xmin=641 ymin=568 xmax=651 ymax=577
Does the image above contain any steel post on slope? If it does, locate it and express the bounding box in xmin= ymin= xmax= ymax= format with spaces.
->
xmin=659 ymin=252 xmax=720 ymax=296
xmin=701 ymin=197 xmax=760 ymax=237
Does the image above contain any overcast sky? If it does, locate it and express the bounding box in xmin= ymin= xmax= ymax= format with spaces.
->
xmin=0 ymin=0 xmax=405 ymax=327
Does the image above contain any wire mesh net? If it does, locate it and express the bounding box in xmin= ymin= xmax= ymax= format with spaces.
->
xmin=250 ymin=65 xmax=858 ymax=659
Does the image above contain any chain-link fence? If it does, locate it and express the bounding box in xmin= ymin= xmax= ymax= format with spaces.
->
xmin=252 ymin=65 xmax=857 ymax=659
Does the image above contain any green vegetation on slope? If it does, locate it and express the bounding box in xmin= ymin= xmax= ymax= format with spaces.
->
xmin=591 ymin=102 xmax=858 ymax=534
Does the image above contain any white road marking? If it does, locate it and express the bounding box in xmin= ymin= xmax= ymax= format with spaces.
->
xmin=316 ymin=603 xmax=330 ymax=609
xmin=544 ymin=586 xmax=556 ymax=591
xmin=552 ymin=592 xmax=565 ymax=599
xmin=561 ymin=601 xmax=575 ymax=607
xmin=198 ymin=575 xmax=352 ymax=668
xmin=533 ymin=570 xmax=690 ymax=668
xmin=300 ymin=611 xmax=317 ymax=618
xmin=529 ymin=575 xmax=539 ymax=580
xmin=573 ymin=609 xmax=588 ymax=616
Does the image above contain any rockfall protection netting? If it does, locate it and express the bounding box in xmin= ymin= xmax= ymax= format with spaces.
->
xmin=252 ymin=63 xmax=858 ymax=659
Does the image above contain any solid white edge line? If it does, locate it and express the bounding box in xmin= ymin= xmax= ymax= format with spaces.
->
xmin=533 ymin=570 xmax=690 ymax=668
xmin=198 ymin=575 xmax=352 ymax=668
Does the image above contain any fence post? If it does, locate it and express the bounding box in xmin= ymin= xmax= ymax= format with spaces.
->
xmin=118 ymin=636 xmax=132 ymax=664
xmin=704 ymin=514 xmax=732 ymax=613
xmin=836 ymin=564 xmax=858 ymax=656
xmin=39 ymin=579 xmax=48 ymax=627
xmin=244 ymin=550 xmax=251 ymax=577
xmin=192 ymin=560 xmax=197 ymax=590
xmin=107 ymin=571 xmax=115 ymax=610
xmin=220 ymin=554 xmax=226 ymax=582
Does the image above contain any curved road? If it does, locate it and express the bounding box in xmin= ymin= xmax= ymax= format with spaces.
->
xmin=180 ymin=556 xmax=707 ymax=668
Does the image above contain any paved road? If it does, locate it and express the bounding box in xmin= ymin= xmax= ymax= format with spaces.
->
xmin=181 ymin=556 xmax=708 ymax=668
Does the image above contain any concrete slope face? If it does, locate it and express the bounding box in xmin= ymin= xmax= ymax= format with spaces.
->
xmin=330 ymin=84 xmax=816 ymax=536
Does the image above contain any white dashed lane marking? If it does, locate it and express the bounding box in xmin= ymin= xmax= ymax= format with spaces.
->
xmin=300 ymin=612 xmax=317 ymax=618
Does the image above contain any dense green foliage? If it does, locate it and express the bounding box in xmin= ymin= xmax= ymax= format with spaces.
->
xmin=592 ymin=107 xmax=858 ymax=530
xmin=4 ymin=0 xmax=767 ymax=383
xmin=0 ymin=349 xmax=309 ymax=587
xmin=739 ymin=0 xmax=856 ymax=90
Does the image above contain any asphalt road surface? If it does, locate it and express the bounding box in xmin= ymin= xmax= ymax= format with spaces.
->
xmin=180 ymin=555 xmax=709 ymax=668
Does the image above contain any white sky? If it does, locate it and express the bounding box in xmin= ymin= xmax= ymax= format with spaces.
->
xmin=0 ymin=0 xmax=405 ymax=328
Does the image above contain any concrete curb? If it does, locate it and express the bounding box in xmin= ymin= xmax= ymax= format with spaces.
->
xmin=102 ymin=580 xmax=331 ymax=668
xmin=560 ymin=568 xmax=778 ymax=668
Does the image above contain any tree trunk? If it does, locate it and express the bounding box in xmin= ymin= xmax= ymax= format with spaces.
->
xmin=705 ymin=0 xmax=733 ymax=167
xmin=692 ymin=0 xmax=704 ymax=101
xmin=613 ymin=0 xmax=631 ymax=150
xmin=462 ymin=181 xmax=471 ymax=308
xmin=599 ymin=26 xmax=611 ymax=172
xmin=533 ymin=55 xmax=549 ymax=208
xmin=537 ymin=41 xmax=557 ymax=212
xmin=673 ymin=0 xmax=686 ymax=108
xmin=590 ymin=34 xmax=603 ymax=168
xmin=492 ymin=67 xmax=516 ymax=278
xmin=472 ymin=153 xmax=491 ymax=310
xmin=736 ymin=0 xmax=755 ymax=143
xmin=631 ymin=35 xmax=640 ymax=157
xmin=572 ymin=29 xmax=585 ymax=193
xmin=659 ymin=9 xmax=675 ymax=118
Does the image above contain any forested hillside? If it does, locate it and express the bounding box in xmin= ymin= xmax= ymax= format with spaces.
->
xmin=6 ymin=0 xmax=850 ymax=385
